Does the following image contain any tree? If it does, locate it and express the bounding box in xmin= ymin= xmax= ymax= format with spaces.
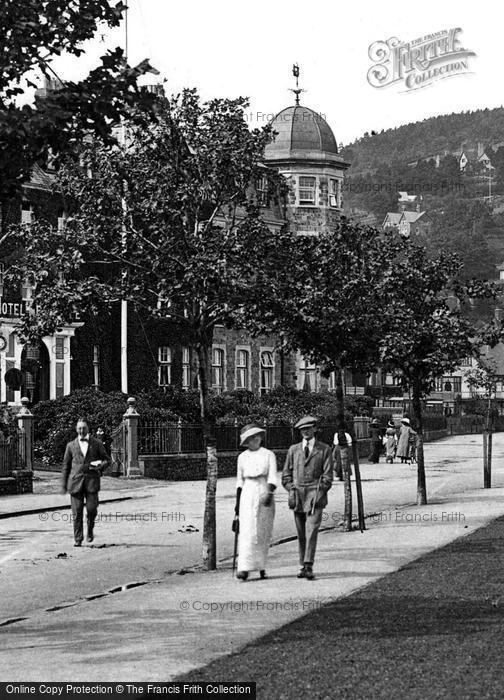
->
xmin=8 ymin=90 xmax=289 ymax=569
xmin=243 ymin=221 xmax=406 ymax=530
xmin=465 ymin=357 xmax=500 ymax=488
xmin=379 ymin=245 xmax=499 ymax=505
xmin=1 ymin=0 xmax=158 ymax=231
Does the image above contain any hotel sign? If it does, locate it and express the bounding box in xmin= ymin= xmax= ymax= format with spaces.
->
xmin=0 ymin=298 xmax=27 ymax=318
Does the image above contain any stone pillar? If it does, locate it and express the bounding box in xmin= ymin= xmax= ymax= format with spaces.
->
xmin=124 ymin=396 xmax=141 ymax=477
xmin=17 ymin=396 xmax=34 ymax=471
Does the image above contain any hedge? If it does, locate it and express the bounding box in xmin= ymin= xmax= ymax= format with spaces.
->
xmin=33 ymin=386 xmax=374 ymax=466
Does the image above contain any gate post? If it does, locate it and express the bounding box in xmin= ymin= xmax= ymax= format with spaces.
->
xmin=17 ymin=396 xmax=34 ymax=471
xmin=124 ymin=397 xmax=141 ymax=477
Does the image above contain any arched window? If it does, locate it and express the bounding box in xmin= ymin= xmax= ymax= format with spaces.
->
xmin=5 ymin=333 xmax=16 ymax=402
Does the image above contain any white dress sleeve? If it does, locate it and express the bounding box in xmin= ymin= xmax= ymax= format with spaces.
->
xmin=267 ymin=449 xmax=277 ymax=486
xmin=236 ymin=452 xmax=245 ymax=489
xmin=346 ymin=433 xmax=353 ymax=447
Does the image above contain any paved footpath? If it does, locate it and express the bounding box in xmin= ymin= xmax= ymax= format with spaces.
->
xmin=1 ymin=434 xmax=504 ymax=697
xmin=0 ymin=433 xmax=490 ymax=621
xmin=178 ymin=514 xmax=504 ymax=700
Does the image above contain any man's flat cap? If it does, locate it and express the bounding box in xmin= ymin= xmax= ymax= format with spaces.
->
xmin=294 ymin=415 xmax=318 ymax=429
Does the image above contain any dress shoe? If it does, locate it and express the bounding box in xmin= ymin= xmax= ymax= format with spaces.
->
xmin=86 ymin=532 xmax=94 ymax=543
xmin=236 ymin=571 xmax=248 ymax=581
xmin=259 ymin=570 xmax=267 ymax=580
xmin=297 ymin=567 xmax=307 ymax=578
xmin=305 ymin=567 xmax=315 ymax=580
xmin=73 ymin=541 xmax=82 ymax=547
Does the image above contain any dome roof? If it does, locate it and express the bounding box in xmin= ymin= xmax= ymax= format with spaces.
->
xmin=264 ymin=105 xmax=339 ymax=163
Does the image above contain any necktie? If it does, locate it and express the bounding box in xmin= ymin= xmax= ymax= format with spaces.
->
xmin=304 ymin=441 xmax=310 ymax=459
xmin=80 ymin=438 xmax=89 ymax=442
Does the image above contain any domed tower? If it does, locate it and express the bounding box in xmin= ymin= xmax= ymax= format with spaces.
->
xmin=264 ymin=77 xmax=350 ymax=234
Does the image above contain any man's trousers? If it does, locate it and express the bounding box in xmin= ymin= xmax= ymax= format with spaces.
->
xmin=294 ymin=507 xmax=323 ymax=566
xmin=70 ymin=489 xmax=99 ymax=543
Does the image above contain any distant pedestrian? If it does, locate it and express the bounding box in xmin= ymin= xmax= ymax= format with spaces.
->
xmin=61 ymin=418 xmax=109 ymax=546
xmin=234 ymin=424 xmax=277 ymax=581
xmin=282 ymin=415 xmax=333 ymax=581
xmin=396 ymin=417 xmax=417 ymax=464
xmin=384 ymin=420 xmax=398 ymax=463
xmin=369 ymin=418 xmax=382 ymax=463
xmin=333 ymin=426 xmax=352 ymax=480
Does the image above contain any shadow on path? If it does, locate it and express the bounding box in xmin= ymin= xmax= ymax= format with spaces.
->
xmin=177 ymin=516 xmax=504 ymax=700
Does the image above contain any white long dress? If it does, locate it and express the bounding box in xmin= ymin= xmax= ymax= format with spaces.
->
xmin=236 ymin=446 xmax=277 ymax=572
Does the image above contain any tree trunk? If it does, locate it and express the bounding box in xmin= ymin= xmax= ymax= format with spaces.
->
xmin=334 ymin=367 xmax=345 ymax=429
xmin=197 ymin=338 xmax=217 ymax=570
xmin=334 ymin=368 xmax=352 ymax=531
xmin=483 ymin=397 xmax=492 ymax=489
xmin=412 ymin=381 xmax=427 ymax=505
xmin=352 ymin=441 xmax=366 ymax=531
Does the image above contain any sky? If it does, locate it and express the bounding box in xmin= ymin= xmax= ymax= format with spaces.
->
xmin=48 ymin=0 xmax=503 ymax=145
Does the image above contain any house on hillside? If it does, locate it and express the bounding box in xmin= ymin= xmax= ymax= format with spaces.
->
xmin=383 ymin=192 xmax=432 ymax=237
xmin=397 ymin=191 xmax=418 ymax=210
xmin=454 ymin=142 xmax=494 ymax=173
xmin=382 ymin=212 xmax=401 ymax=229
xmin=397 ymin=210 xmax=432 ymax=238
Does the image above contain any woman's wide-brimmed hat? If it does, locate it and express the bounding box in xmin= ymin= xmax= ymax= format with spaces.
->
xmin=401 ymin=417 xmax=411 ymax=425
xmin=387 ymin=420 xmax=395 ymax=428
xmin=240 ymin=423 xmax=265 ymax=446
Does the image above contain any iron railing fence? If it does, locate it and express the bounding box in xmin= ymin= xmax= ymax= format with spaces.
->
xmin=0 ymin=432 xmax=24 ymax=476
xmin=110 ymin=421 xmax=128 ymax=475
xmin=137 ymin=419 xmax=372 ymax=456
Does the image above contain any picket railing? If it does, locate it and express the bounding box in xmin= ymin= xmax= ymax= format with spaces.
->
xmin=137 ymin=417 xmax=372 ymax=456
xmin=0 ymin=432 xmax=25 ymax=476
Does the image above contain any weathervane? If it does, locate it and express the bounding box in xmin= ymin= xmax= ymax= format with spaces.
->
xmin=290 ymin=63 xmax=305 ymax=105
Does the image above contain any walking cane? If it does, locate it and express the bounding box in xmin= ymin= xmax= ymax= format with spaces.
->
xmin=231 ymin=515 xmax=239 ymax=575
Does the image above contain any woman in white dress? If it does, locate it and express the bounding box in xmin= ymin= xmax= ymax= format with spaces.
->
xmin=235 ymin=424 xmax=277 ymax=581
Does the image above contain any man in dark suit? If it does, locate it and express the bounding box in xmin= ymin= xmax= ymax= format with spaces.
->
xmin=61 ymin=418 xmax=109 ymax=546
xmin=282 ymin=415 xmax=333 ymax=580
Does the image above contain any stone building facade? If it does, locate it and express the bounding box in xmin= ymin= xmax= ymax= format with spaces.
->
xmin=1 ymin=99 xmax=349 ymax=403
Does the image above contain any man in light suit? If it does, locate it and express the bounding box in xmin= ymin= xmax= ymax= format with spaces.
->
xmin=61 ymin=418 xmax=109 ymax=546
xmin=282 ymin=415 xmax=333 ymax=580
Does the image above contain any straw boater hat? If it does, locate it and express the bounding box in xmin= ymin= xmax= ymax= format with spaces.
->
xmin=401 ymin=417 xmax=410 ymax=425
xmin=240 ymin=423 xmax=265 ymax=446
xmin=294 ymin=415 xmax=318 ymax=430
xmin=371 ymin=418 xmax=380 ymax=426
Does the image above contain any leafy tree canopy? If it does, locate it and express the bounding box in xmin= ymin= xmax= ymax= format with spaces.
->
xmin=8 ymin=90 xmax=288 ymax=345
xmin=1 ymin=0 xmax=158 ymax=204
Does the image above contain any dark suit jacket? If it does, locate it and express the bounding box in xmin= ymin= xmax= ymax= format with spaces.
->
xmin=61 ymin=437 xmax=110 ymax=495
xmin=282 ymin=440 xmax=333 ymax=513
